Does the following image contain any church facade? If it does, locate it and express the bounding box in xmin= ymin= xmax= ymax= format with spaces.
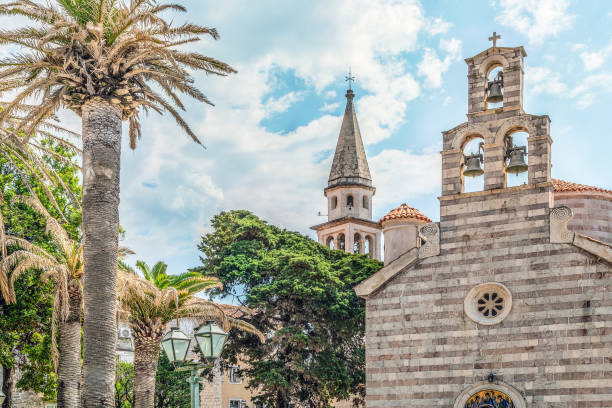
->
xmin=354 ymin=39 xmax=612 ymax=408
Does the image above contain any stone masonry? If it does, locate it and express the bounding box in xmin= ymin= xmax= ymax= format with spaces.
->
xmin=355 ymin=38 xmax=611 ymax=407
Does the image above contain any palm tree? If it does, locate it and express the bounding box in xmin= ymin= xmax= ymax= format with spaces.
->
xmin=1 ymin=195 xmax=131 ymax=408
xmin=118 ymin=261 xmax=263 ymax=408
xmin=0 ymin=2 xmax=236 ymax=404
xmin=0 ymin=195 xmax=82 ymax=408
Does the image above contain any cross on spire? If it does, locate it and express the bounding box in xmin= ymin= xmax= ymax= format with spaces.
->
xmin=345 ymin=67 xmax=355 ymax=90
xmin=488 ymin=31 xmax=501 ymax=48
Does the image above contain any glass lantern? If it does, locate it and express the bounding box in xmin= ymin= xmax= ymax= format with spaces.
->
xmin=194 ymin=321 xmax=228 ymax=359
xmin=161 ymin=327 xmax=191 ymax=364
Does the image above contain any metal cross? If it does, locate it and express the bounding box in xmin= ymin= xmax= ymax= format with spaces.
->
xmin=345 ymin=67 xmax=355 ymax=90
xmin=488 ymin=31 xmax=501 ymax=47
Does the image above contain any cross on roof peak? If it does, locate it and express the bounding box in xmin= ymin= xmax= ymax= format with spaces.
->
xmin=345 ymin=67 xmax=355 ymax=90
xmin=488 ymin=31 xmax=501 ymax=47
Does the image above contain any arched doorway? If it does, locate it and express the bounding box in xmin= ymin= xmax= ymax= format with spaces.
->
xmin=454 ymin=382 xmax=525 ymax=408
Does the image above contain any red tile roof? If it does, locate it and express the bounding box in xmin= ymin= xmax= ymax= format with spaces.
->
xmin=552 ymin=179 xmax=612 ymax=194
xmin=379 ymin=203 xmax=432 ymax=225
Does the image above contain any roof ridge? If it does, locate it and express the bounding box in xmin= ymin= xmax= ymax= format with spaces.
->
xmin=379 ymin=203 xmax=432 ymax=224
xmin=552 ymin=178 xmax=612 ymax=194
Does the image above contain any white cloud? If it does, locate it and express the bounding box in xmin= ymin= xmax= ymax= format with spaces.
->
xmin=579 ymin=41 xmax=612 ymax=72
xmin=418 ymin=38 xmax=462 ymax=89
xmin=524 ymin=66 xmax=567 ymax=95
xmin=106 ymin=0 xmax=456 ymax=271
xmin=568 ymin=73 xmax=612 ymax=109
xmin=320 ymin=102 xmax=340 ymax=113
xmin=495 ymin=0 xmax=574 ymax=45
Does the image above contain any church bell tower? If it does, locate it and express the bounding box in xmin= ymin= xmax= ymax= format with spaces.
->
xmin=311 ymin=86 xmax=381 ymax=260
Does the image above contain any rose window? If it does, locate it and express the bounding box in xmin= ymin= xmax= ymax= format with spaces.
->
xmin=464 ymin=283 xmax=512 ymax=325
xmin=477 ymin=291 xmax=504 ymax=317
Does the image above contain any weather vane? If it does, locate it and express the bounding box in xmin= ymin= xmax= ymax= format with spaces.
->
xmin=345 ymin=67 xmax=355 ymax=90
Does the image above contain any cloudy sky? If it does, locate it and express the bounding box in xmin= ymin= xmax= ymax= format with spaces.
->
xmin=45 ymin=0 xmax=612 ymax=273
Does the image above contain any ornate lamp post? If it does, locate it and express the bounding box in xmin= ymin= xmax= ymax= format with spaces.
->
xmin=162 ymin=321 xmax=228 ymax=408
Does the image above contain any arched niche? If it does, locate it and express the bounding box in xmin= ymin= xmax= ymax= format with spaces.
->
xmin=454 ymin=381 xmax=526 ymax=408
xmin=485 ymin=65 xmax=504 ymax=110
xmin=364 ymin=236 xmax=372 ymax=257
xmin=353 ymin=233 xmax=361 ymax=254
xmin=462 ymin=136 xmax=485 ymax=193
xmin=337 ymin=233 xmax=346 ymax=251
xmin=450 ymin=123 xmax=493 ymax=150
xmin=493 ymin=116 xmax=538 ymax=146
xmin=346 ymin=195 xmax=354 ymax=208
xmin=326 ymin=236 xmax=334 ymax=250
xmin=478 ymin=54 xmax=510 ymax=77
xmin=504 ymin=130 xmax=529 ymax=188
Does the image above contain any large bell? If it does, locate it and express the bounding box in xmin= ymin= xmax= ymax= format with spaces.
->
xmin=486 ymin=81 xmax=503 ymax=103
xmin=506 ymin=147 xmax=528 ymax=175
xmin=463 ymin=154 xmax=484 ymax=177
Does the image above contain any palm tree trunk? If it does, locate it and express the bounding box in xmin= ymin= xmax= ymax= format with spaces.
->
xmin=57 ymin=285 xmax=82 ymax=408
xmin=81 ymin=100 xmax=122 ymax=408
xmin=1 ymin=365 xmax=14 ymax=408
xmin=133 ymin=334 xmax=163 ymax=408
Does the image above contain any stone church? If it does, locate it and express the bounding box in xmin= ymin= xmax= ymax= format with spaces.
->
xmin=322 ymin=38 xmax=612 ymax=407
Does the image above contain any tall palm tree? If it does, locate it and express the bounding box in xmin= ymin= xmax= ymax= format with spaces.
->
xmin=0 ymin=2 xmax=236 ymax=405
xmin=119 ymin=261 xmax=264 ymax=408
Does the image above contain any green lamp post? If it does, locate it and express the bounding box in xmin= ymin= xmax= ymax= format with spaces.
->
xmin=161 ymin=321 xmax=228 ymax=408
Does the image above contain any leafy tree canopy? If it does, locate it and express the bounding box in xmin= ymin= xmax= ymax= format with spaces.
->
xmin=154 ymin=351 xmax=190 ymax=408
xmin=195 ymin=210 xmax=382 ymax=408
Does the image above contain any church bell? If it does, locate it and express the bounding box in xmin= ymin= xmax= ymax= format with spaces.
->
xmin=506 ymin=145 xmax=528 ymax=175
xmin=463 ymin=153 xmax=484 ymax=177
xmin=486 ymin=82 xmax=503 ymax=103
xmin=486 ymin=71 xmax=504 ymax=104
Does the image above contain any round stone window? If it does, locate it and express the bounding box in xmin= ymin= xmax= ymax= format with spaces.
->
xmin=464 ymin=283 xmax=512 ymax=325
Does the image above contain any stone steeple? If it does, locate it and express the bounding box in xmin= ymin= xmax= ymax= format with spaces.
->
xmin=327 ymin=89 xmax=372 ymax=189
xmin=311 ymin=88 xmax=381 ymax=260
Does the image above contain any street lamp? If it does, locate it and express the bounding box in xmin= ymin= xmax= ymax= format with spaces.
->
xmin=161 ymin=321 xmax=228 ymax=408
xmin=161 ymin=327 xmax=191 ymax=364
xmin=194 ymin=321 xmax=228 ymax=359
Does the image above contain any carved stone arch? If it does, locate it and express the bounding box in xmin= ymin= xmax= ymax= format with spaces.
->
xmin=493 ymin=116 xmax=537 ymax=146
xmin=478 ymin=53 xmax=510 ymax=77
xmin=451 ymin=123 xmax=493 ymax=150
xmin=454 ymin=381 xmax=527 ymax=408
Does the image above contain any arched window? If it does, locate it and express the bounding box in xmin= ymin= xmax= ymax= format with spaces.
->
xmin=326 ymin=236 xmax=334 ymax=250
xmin=505 ymin=131 xmax=528 ymax=188
xmin=485 ymin=66 xmax=504 ymax=110
xmin=362 ymin=195 xmax=369 ymax=209
xmin=346 ymin=195 xmax=354 ymax=208
xmin=364 ymin=236 xmax=372 ymax=257
xmin=353 ymin=234 xmax=361 ymax=254
xmin=337 ymin=234 xmax=345 ymax=250
xmin=463 ymin=136 xmax=485 ymax=193
xmin=463 ymin=389 xmax=514 ymax=408
xmin=331 ymin=196 xmax=338 ymax=209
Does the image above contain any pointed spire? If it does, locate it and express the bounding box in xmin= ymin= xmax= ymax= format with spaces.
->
xmin=327 ymin=89 xmax=372 ymax=189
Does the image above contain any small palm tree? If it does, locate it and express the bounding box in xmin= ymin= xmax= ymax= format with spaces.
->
xmin=0 ymin=195 xmax=82 ymax=408
xmin=119 ymin=261 xmax=263 ymax=408
xmin=0 ymin=195 xmax=131 ymax=408
xmin=0 ymin=2 xmax=236 ymax=404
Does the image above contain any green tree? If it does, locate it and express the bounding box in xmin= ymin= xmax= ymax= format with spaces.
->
xmin=154 ymin=351 xmax=189 ymax=408
xmin=0 ymin=2 xmax=236 ymax=405
xmin=118 ymin=261 xmax=263 ymax=408
xmin=196 ymin=210 xmax=382 ymax=408
xmin=115 ymin=362 xmax=134 ymax=408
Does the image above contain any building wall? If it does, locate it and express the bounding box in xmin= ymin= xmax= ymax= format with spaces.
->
xmin=327 ymin=186 xmax=374 ymax=221
xmin=364 ymin=185 xmax=612 ymax=407
xmin=554 ymin=192 xmax=611 ymax=243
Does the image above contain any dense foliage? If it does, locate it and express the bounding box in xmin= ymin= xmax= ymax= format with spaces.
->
xmin=0 ymin=141 xmax=81 ymax=406
xmin=196 ymin=210 xmax=382 ymax=408
xmin=115 ymin=362 xmax=134 ymax=408
xmin=154 ymin=352 xmax=190 ymax=408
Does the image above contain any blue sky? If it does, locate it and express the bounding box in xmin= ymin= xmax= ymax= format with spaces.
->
xmin=19 ymin=0 xmax=612 ymax=275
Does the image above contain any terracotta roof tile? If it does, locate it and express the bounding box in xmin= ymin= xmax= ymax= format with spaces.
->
xmin=379 ymin=203 xmax=432 ymax=225
xmin=552 ymin=179 xmax=612 ymax=194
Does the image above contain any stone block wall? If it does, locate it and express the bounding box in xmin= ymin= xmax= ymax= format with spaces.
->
xmin=554 ymin=192 xmax=612 ymax=243
xmin=364 ymin=185 xmax=611 ymax=407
